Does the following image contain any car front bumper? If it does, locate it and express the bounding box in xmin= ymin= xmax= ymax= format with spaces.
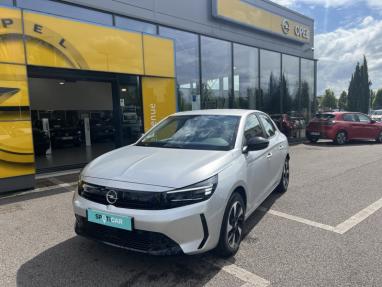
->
xmin=72 ymin=186 xmax=225 ymax=255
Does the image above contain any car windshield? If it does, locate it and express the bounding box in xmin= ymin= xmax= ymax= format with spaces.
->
xmin=136 ymin=115 xmax=240 ymax=151
xmin=372 ymin=110 xmax=382 ymax=115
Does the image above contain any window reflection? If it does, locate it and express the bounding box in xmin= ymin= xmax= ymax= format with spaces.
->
xmin=260 ymin=50 xmax=281 ymax=114
xmin=159 ymin=27 xmax=200 ymax=111
xmin=115 ymin=16 xmax=157 ymax=34
xmin=282 ymin=55 xmax=299 ymax=115
xmin=233 ymin=44 xmax=258 ymax=109
xmin=301 ymin=59 xmax=315 ymax=120
xmin=201 ymin=36 xmax=232 ymax=109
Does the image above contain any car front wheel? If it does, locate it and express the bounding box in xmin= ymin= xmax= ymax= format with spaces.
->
xmin=376 ymin=131 xmax=382 ymax=143
xmin=334 ymin=131 xmax=347 ymax=145
xmin=216 ymin=192 xmax=245 ymax=257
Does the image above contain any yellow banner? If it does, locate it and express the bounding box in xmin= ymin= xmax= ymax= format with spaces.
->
xmin=0 ymin=63 xmax=30 ymax=108
xmin=0 ymin=6 xmax=25 ymax=64
xmin=142 ymin=77 xmax=176 ymax=131
xmin=23 ymin=11 xmax=145 ymax=74
xmin=213 ymin=0 xmax=311 ymax=43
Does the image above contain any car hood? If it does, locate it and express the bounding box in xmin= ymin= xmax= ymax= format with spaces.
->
xmin=82 ymin=145 xmax=238 ymax=189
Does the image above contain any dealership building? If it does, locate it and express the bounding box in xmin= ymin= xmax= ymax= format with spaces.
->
xmin=0 ymin=0 xmax=315 ymax=192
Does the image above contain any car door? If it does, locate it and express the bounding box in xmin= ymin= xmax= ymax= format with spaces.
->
xmin=243 ymin=113 xmax=272 ymax=209
xmin=357 ymin=113 xmax=379 ymax=139
xmin=342 ymin=113 xmax=358 ymax=139
xmin=257 ymin=113 xmax=284 ymax=192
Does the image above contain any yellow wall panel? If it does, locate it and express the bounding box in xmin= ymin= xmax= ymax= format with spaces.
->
xmin=0 ymin=121 xmax=35 ymax=178
xmin=143 ymin=35 xmax=175 ymax=78
xmin=0 ymin=63 xmax=30 ymax=108
xmin=142 ymin=77 xmax=176 ymax=131
xmin=0 ymin=6 xmax=25 ymax=64
xmin=24 ymin=12 xmax=145 ymax=74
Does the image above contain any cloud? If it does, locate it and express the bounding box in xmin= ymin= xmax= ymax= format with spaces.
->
xmin=272 ymin=0 xmax=382 ymax=10
xmin=315 ymin=16 xmax=382 ymax=95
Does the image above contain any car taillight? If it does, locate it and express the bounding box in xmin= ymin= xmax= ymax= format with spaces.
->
xmin=325 ymin=120 xmax=336 ymax=126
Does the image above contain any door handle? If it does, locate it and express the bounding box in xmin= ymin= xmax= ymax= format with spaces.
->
xmin=266 ymin=152 xmax=273 ymax=159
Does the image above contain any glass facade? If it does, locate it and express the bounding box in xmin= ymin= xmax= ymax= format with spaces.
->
xmin=233 ymin=44 xmax=259 ymax=109
xmin=282 ymin=55 xmax=300 ymax=115
xmin=115 ymin=16 xmax=157 ymax=34
xmin=159 ymin=27 xmax=200 ymax=111
xmin=201 ymin=36 xmax=232 ymax=109
xmin=260 ymin=50 xmax=281 ymax=114
xmin=301 ymin=59 xmax=315 ymax=120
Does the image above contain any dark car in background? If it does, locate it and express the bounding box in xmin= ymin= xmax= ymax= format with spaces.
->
xmin=306 ymin=112 xmax=382 ymax=145
xmin=89 ymin=118 xmax=115 ymax=143
xmin=50 ymin=119 xmax=82 ymax=148
xmin=271 ymin=113 xmax=306 ymax=138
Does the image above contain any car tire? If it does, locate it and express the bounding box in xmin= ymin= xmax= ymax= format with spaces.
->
xmin=216 ymin=192 xmax=245 ymax=258
xmin=334 ymin=131 xmax=347 ymax=145
xmin=376 ymin=131 xmax=382 ymax=143
xmin=276 ymin=157 xmax=290 ymax=193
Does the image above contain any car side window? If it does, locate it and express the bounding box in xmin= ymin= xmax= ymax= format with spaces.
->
xmin=258 ymin=114 xmax=277 ymax=138
xmin=343 ymin=114 xmax=357 ymax=122
xmin=358 ymin=114 xmax=371 ymax=123
xmin=244 ymin=114 xmax=265 ymax=143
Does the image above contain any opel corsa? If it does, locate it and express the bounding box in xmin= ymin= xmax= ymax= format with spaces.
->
xmin=73 ymin=110 xmax=289 ymax=257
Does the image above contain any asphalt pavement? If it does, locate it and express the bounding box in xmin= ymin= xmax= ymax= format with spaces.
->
xmin=1 ymin=140 xmax=382 ymax=287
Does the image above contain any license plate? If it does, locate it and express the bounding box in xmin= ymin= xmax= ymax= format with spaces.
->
xmin=87 ymin=209 xmax=133 ymax=231
xmin=62 ymin=136 xmax=73 ymax=140
xmin=310 ymin=132 xmax=320 ymax=136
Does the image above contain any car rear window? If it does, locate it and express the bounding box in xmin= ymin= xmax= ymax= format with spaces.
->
xmin=315 ymin=113 xmax=335 ymax=119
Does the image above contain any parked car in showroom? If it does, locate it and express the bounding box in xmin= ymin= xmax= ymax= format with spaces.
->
xmin=306 ymin=112 xmax=382 ymax=145
xmin=50 ymin=119 xmax=82 ymax=148
xmin=370 ymin=109 xmax=382 ymax=122
xmin=73 ymin=110 xmax=289 ymax=257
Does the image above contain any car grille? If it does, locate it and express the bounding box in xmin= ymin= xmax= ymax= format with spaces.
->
xmin=75 ymin=215 xmax=182 ymax=255
xmin=79 ymin=182 xmax=165 ymax=210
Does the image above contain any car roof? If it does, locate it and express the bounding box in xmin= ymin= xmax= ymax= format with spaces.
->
xmin=174 ymin=109 xmax=260 ymax=117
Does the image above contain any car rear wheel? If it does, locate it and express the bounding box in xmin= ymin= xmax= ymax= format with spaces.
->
xmin=334 ymin=131 xmax=347 ymax=145
xmin=276 ymin=158 xmax=289 ymax=193
xmin=376 ymin=131 xmax=382 ymax=143
xmin=216 ymin=192 xmax=245 ymax=258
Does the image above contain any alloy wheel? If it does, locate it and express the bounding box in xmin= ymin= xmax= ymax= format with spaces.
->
xmin=283 ymin=159 xmax=290 ymax=190
xmin=336 ymin=132 xmax=346 ymax=145
xmin=226 ymin=201 xmax=244 ymax=250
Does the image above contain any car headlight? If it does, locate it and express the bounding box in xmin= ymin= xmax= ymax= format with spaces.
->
xmin=165 ymin=175 xmax=218 ymax=208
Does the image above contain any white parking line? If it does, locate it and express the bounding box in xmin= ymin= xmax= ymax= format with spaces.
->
xmin=259 ymin=196 xmax=382 ymax=235
xmin=258 ymin=207 xmax=336 ymax=233
xmin=36 ymin=169 xmax=81 ymax=179
xmin=334 ymin=197 xmax=382 ymax=234
xmin=210 ymin=259 xmax=270 ymax=287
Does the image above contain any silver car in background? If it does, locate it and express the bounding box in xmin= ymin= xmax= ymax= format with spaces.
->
xmin=73 ymin=110 xmax=289 ymax=257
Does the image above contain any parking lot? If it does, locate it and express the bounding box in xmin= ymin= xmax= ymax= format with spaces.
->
xmin=1 ymin=141 xmax=382 ymax=287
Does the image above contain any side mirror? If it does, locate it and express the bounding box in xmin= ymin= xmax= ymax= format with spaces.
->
xmin=244 ymin=136 xmax=270 ymax=153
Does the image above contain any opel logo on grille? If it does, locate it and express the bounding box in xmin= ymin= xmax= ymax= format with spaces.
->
xmin=105 ymin=190 xmax=118 ymax=205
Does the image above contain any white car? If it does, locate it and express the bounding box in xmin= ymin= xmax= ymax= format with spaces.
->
xmin=73 ymin=110 xmax=289 ymax=257
xmin=371 ymin=110 xmax=382 ymax=122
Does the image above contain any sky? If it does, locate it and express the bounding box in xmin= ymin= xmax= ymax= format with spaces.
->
xmin=272 ymin=0 xmax=382 ymax=97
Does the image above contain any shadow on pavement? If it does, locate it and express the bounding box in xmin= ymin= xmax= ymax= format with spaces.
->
xmin=304 ymin=139 xmax=378 ymax=148
xmin=16 ymin=236 xmax=225 ymax=287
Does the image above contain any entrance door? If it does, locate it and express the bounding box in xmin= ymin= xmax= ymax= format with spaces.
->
xmin=28 ymin=67 xmax=142 ymax=172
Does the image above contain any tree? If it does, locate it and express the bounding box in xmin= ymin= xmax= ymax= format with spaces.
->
xmin=373 ymin=89 xmax=382 ymax=110
xmin=320 ymin=89 xmax=337 ymax=111
xmin=347 ymin=56 xmax=371 ymax=113
xmin=338 ymin=91 xmax=347 ymax=111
